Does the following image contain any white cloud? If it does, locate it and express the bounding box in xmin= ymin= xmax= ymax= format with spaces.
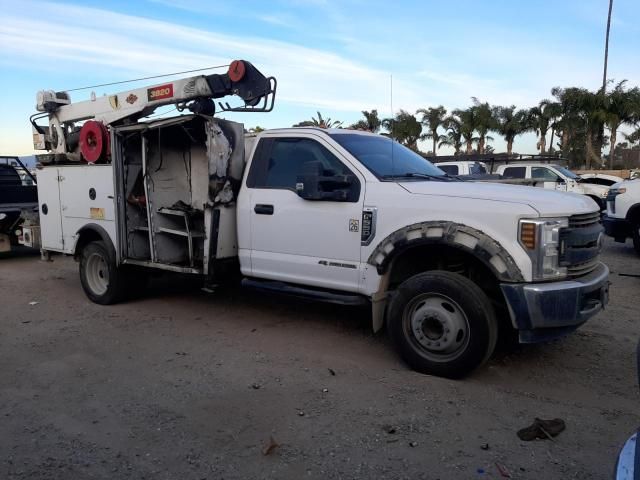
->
xmin=0 ymin=0 xmax=423 ymax=115
xmin=1 ymin=0 xmax=637 ymax=156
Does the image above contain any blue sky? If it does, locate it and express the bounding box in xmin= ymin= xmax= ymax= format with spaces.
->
xmin=1 ymin=0 xmax=638 ymax=155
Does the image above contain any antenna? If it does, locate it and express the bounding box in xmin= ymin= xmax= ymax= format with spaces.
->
xmin=390 ymin=74 xmax=395 ymax=176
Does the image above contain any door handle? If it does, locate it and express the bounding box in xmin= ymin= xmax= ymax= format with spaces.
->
xmin=254 ymin=204 xmax=274 ymax=215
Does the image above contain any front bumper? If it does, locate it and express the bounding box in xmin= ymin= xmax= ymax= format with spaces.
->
xmin=500 ymin=262 xmax=609 ymax=343
xmin=603 ymin=215 xmax=633 ymax=242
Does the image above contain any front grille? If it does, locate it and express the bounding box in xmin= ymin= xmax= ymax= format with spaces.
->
xmin=562 ymin=211 xmax=602 ymax=278
xmin=567 ymin=258 xmax=600 ymax=277
xmin=569 ymin=211 xmax=601 ymax=228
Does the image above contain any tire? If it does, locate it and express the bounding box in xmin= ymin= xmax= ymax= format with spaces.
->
xmin=387 ymin=271 xmax=498 ymax=379
xmin=632 ymin=223 xmax=640 ymax=256
xmin=79 ymin=240 xmax=127 ymax=304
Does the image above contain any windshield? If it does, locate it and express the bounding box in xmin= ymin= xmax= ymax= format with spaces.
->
xmin=329 ymin=133 xmax=446 ymax=179
xmin=555 ymin=166 xmax=580 ymax=180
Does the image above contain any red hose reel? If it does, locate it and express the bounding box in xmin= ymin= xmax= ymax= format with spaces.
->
xmin=79 ymin=120 xmax=110 ymax=163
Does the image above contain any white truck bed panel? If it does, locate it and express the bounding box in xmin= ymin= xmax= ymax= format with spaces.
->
xmin=37 ymin=164 xmax=116 ymax=254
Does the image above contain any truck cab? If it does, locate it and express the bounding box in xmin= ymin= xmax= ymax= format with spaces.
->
xmin=495 ymin=163 xmax=609 ymax=210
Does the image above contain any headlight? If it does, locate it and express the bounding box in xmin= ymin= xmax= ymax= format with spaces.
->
xmin=519 ymin=218 xmax=569 ymax=281
xmin=607 ymin=187 xmax=626 ymax=196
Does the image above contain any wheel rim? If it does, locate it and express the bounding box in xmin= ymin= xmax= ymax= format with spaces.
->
xmin=403 ymin=293 xmax=470 ymax=361
xmin=85 ymin=252 xmax=109 ymax=296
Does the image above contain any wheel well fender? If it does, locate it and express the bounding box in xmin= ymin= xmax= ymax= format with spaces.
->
xmin=73 ymin=223 xmax=116 ymax=262
xmin=368 ymin=221 xmax=524 ymax=283
xmin=626 ymin=204 xmax=640 ymax=224
xmin=367 ymin=222 xmax=523 ymax=333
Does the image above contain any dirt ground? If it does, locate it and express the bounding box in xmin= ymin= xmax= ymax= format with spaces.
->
xmin=1 ymin=239 xmax=639 ymax=480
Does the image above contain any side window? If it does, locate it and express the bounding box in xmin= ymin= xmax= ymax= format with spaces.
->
xmin=502 ymin=166 xmax=526 ymax=179
xmin=438 ymin=165 xmax=458 ymax=175
xmin=247 ymin=137 xmax=360 ymax=200
xmin=532 ymin=167 xmax=560 ymax=181
xmin=470 ymin=162 xmax=487 ymax=175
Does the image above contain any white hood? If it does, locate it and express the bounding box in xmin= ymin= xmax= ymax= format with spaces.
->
xmin=399 ymin=181 xmax=599 ymax=217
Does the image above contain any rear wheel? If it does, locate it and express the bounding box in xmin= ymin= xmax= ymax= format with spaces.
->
xmin=387 ymin=271 xmax=498 ymax=379
xmin=79 ymin=240 xmax=127 ymax=304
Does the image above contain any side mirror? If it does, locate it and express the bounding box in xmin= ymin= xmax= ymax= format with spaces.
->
xmin=296 ymin=161 xmax=354 ymax=201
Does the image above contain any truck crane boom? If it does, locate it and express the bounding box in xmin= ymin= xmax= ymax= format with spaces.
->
xmin=32 ymin=60 xmax=276 ymax=162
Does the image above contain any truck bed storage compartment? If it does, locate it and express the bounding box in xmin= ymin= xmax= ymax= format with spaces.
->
xmin=112 ymin=115 xmax=244 ymax=274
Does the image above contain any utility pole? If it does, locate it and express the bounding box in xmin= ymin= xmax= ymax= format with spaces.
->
xmin=602 ymin=0 xmax=613 ymax=92
xmin=603 ymin=0 xmax=614 ymax=168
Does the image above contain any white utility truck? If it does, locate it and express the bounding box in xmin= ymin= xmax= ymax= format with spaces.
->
xmin=603 ymin=179 xmax=640 ymax=255
xmin=29 ymin=60 xmax=609 ymax=378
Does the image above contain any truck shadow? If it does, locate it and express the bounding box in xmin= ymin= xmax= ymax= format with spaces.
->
xmin=0 ymin=246 xmax=40 ymax=259
xmin=139 ymin=271 xmax=375 ymax=336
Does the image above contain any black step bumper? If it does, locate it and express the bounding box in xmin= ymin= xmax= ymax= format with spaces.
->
xmin=603 ymin=214 xmax=633 ymax=242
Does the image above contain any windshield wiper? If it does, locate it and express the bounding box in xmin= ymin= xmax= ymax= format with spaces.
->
xmin=382 ymin=172 xmax=455 ymax=182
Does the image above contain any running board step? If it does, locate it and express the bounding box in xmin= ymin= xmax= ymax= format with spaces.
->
xmin=242 ymin=278 xmax=369 ymax=306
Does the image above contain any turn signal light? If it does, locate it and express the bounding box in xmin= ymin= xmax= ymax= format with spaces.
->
xmin=520 ymin=222 xmax=536 ymax=250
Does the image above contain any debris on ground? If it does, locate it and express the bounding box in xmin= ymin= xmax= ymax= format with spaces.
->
xmin=384 ymin=425 xmax=397 ymax=434
xmin=251 ymin=383 xmax=261 ymax=390
xmin=517 ymin=418 xmax=566 ymax=441
xmin=480 ymin=443 xmax=490 ymax=450
xmin=28 ymin=301 xmax=38 ymax=306
xmin=261 ymin=436 xmax=279 ymax=456
xmin=409 ymin=441 xmax=418 ymax=447
xmin=495 ymin=462 xmax=512 ymax=478
xmin=297 ymin=410 xmax=305 ymax=417
xmin=328 ymin=368 xmax=336 ymax=376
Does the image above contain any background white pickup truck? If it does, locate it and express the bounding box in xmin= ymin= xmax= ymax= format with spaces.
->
xmin=603 ymin=179 xmax=640 ymax=255
xmin=35 ymin=118 xmax=609 ymax=378
xmin=495 ymin=163 xmax=609 ymax=210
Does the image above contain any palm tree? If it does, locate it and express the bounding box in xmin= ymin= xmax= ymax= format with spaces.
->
xmin=627 ymin=127 xmax=640 ymax=146
xmin=382 ymin=110 xmax=422 ymax=150
xmin=579 ymin=88 xmax=608 ymax=168
xmin=452 ymin=108 xmax=477 ymax=154
xmin=293 ymin=111 xmax=343 ymax=128
xmin=349 ymin=109 xmax=382 ymax=133
xmin=416 ymin=106 xmax=447 ymax=156
xmin=529 ymin=100 xmax=561 ymax=154
xmin=493 ymin=106 xmax=530 ymax=155
xmin=438 ymin=116 xmax=463 ymax=155
xmin=604 ymin=80 xmax=640 ymax=167
xmin=471 ymin=98 xmax=496 ymax=154
xmin=552 ymin=86 xmax=606 ymax=167
xmin=545 ymin=102 xmax=563 ymax=153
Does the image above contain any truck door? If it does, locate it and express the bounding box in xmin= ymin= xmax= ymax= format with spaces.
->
xmin=241 ymin=135 xmax=365 ymax=292
xmin=532 ymin=166 xmax=566 ymax=191
xmin=36 ymin=167 xmax=64 ymax=251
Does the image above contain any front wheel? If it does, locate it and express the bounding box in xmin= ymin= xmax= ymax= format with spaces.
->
xmin=79 ymin=240 xmax=127 ymax=304
xmin=387 ymin=271 xmax=498 ymax=379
